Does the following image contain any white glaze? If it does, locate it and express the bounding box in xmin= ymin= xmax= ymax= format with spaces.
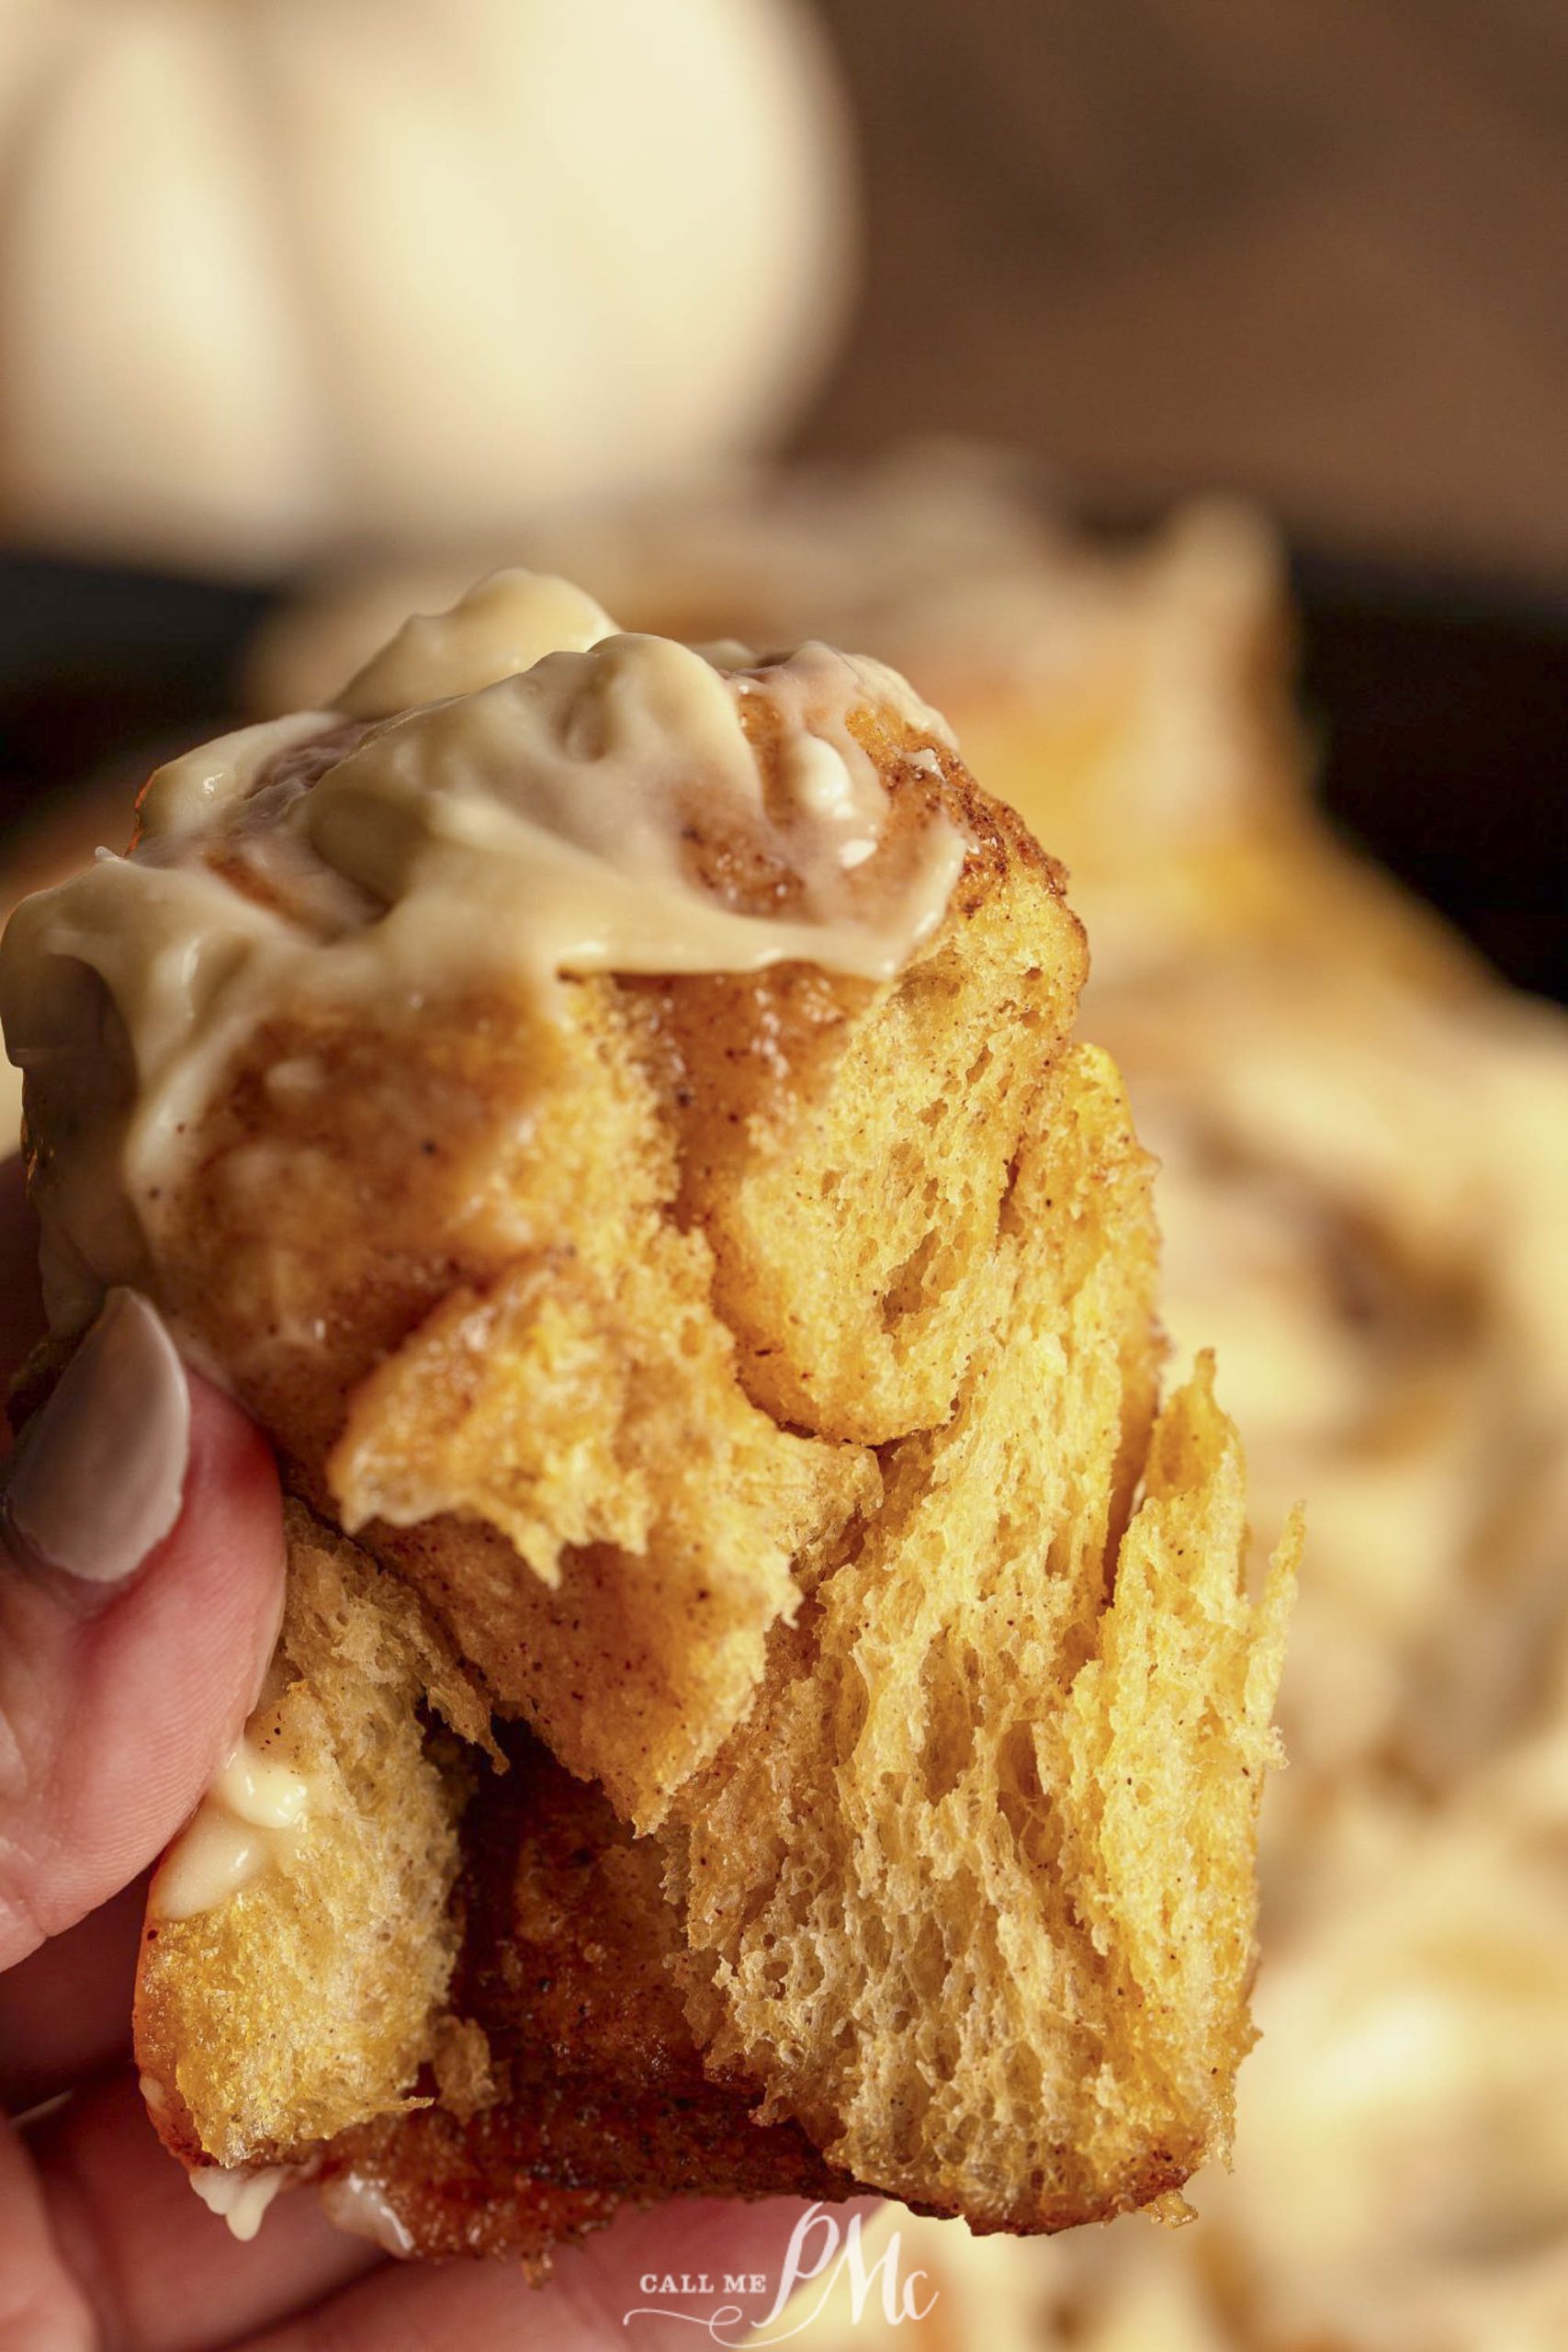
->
xmin=318 ymin=2169 xmax=419 ymax=2258
xmin=0 ymin=569 xmax=967 ymax=1333
xmin=151 ymin=1713 xmax=315 ymax=1922
xmin=190 ymin=2164 xmax=293 ymax=2244
xmin=338 ymin=569 xmax=616 ymax=716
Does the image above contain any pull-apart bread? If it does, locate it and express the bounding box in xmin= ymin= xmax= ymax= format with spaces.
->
xmin=0 ymin=571 xmax=1299 ymax=2262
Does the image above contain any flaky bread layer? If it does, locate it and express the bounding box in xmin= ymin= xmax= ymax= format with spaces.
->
xmin=670 ymin=1056 xmax=1298 ymax=2232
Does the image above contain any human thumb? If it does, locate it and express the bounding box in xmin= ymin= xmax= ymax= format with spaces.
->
xmin=0 ymin=1289 xmax=284 ymax=1970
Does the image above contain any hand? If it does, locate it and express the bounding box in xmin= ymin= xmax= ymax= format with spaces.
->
xmin=0 ymin=1161 xmax=844 ymax=2348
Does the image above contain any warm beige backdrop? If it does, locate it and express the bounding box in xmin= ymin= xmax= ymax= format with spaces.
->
xmin=804 ymin=0 xmax=1568 ymax=588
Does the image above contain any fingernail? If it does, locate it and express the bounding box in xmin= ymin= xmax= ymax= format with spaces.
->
xmin=5 ymin=1290 xmax=191 ymax=1587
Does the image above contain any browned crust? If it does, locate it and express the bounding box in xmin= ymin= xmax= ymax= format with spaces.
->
xmin=619 ymin=709 xmax=1077 ymax=1220
xmin=314 ymin=1728 xmax=856 ymax=2262
xmin=291 ymin=1724 xmax=1198 ymax=2262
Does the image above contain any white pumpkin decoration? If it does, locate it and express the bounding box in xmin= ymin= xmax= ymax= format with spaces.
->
xmin=0 ymin=0 xmax=855 ymax=574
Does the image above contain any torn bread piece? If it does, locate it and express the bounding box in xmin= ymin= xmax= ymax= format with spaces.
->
xmin=136 ymin=1502 xmax=490 ymax=2176
xmin=1 ymin=570 xmax=1297 ymax=2257
xmin=136 ymin=1504 xmax=854 ymax=2256
xmin=670 ymin=1074 xmax=1299 ymax=2232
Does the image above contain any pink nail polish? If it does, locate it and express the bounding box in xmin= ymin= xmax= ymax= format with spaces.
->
xmin=5 ymin=1290 xmax=191 ymax=1587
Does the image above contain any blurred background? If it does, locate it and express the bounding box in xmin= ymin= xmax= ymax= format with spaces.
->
xmin=815 ymin=0 xmax=1568 ymax=587
xmin=2 ymin=6 xmax=1566 ymax=2347
xmin=3 ymin=0 xmax=1563 ymax=995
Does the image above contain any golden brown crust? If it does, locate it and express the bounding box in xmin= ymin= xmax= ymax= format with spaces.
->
xmin=318 ymin=1728 xmax=854 ymax=2262
xmin=624 ymin=721 xmax=1086 ymax=1447
xmin=137 ymin=1687 xmax=852 ymax=2267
